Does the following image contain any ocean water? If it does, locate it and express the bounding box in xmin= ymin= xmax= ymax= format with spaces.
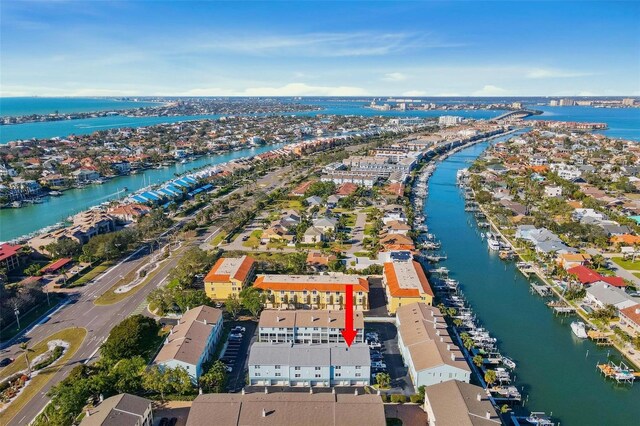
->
xmin=0 ymin=97 xmax=159 ymax=117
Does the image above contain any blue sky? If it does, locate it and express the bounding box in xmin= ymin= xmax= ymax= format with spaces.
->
xmin=1 ymin=1 xmax=639 ymax=97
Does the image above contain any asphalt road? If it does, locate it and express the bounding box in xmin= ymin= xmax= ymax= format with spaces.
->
xmin=0 ymin=164 xmax=296 ymax=425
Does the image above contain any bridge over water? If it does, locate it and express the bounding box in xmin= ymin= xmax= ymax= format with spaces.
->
xmin=492 ymin=109 xmax=542 ymax=121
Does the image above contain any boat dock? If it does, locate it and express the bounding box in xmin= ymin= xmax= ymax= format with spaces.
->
xmin=588 ymin=330 xmax=614 ymax=346
xmin=596 ymin=361 xmax=637 ymax=384
xmin=530 ymin=283 xmax=552 ymax=297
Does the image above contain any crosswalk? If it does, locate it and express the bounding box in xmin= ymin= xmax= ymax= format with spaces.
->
xmin=130 ymin=300 xmax=148 ymax=316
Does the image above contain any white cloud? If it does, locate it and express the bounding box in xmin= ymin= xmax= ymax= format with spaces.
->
xmin=175 ymin=83 xmax=369 ymax=97
xmin=525 ymin=68 xmax=594 ymax=79
xmin=402 ymin=90 xmax=427 ymax=96
xmin=473 ymin=85 xmax=509 ymax=96
xmin=382 ymin=72 xmax=407 ymax=82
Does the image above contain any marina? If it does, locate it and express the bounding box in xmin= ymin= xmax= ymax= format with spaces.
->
xmin=420 ymin=135 xmax=640 ymax=425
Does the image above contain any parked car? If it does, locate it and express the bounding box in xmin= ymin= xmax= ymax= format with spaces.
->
xmin=224 ymin=365 xmax=233 ymax=372
xmin=368 ymin=342 xmax=382 ymax=349
xmin=229 ymin=333 xmax=243 ymax=339
xmin=370 ymin=353 xmax=383 ymax=361
xmin=231 ymin=326 xmax=246 ymax=333
xmin=371 ymin=361 xmax=386 ymax=369
xmin=0 ymin=358 xmax=14 ymax=367
xmin=215 ymin=302 xmax=223 ymax=308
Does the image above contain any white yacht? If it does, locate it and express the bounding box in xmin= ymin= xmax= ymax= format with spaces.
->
xmin=570 ymin=321 xmax=588 ymax=339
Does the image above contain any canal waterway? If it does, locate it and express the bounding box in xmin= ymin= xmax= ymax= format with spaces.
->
xmin=424 ymin=137 xmax=640 ymax=425
xmin=0 ymin=143 xmax=284 ymax=242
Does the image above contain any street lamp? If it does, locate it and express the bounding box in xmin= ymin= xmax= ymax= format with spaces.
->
xmin=14 ymin=308 xmax=20 ymax=330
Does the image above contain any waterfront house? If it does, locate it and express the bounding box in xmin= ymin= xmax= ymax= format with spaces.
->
xmin=81 ymin=393 xmax=153 ymax=426
xmin=0 ymin=243 xmax=22 ymax=272
xmin=557 ymin=253 xmax=592 ymax=270
xmin=253 ymin=274 xmax=369 ymax=310
xmin=384 ymin=220 xmax=412 ymax=235
xmin=380 ymin=233 xmax=415 ymax=251
xmin=423 ymin=380 xmax=500 ymax=426
xmin=515 ymin=225 xmax=576 ymax=254
xmin=204 ymin=256 xmax=256 ymax=301
xmin=258 ymin=309 xmax=364 ymax=344
xmin=153 ymin=306 xmax=223 ymax=382
xmin=567 ymin=265 xmax=626 ymax=287
xmin=247 ymin=342 xmax=371 ymax=387
xmin=585 ymin=282 xmax=636 ymax=310
xmin=619 ymin=304 xmax=640 ymax=335
xmin=107 ymin=203 xmax=152 ymax=223
xmin=186 ymin=393 xmax=385 ymax=426
xmin=383 ymin=260 xmax=434 ymax=314
xmin=396 ymin=303 xmax=471 ymax=388
xmin=72 ymin=169 xmax=100 ymax=183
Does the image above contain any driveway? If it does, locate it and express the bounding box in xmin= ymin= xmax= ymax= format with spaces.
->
xmin=366 ymin=322 xmax=414 ymax=395
xmin=366 ymin=277 xmax=390 ymax=317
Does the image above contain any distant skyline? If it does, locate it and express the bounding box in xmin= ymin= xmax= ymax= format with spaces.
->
xmin=1 ymin=1 xmax=639 ymax=97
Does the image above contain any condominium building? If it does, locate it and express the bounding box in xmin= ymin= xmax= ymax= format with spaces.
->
xmin=186 ymin=393 xmax=386 ymax=426
xmin=204 ymin=256 xmax=256 ymax=301
xmin=396 ymin=303 xmax=471 ymax=387
xmin=253 ymin=274 xmax=369 ymax=310
xmin=153 ymin=306 xmax=223 ymax=382
xmin=81 ymin=393 xmax=153 ymax=426
xmin=423 ymin=381 xmax=500 ymax=426
xmin=258 ymin=309 xmax=365 ymax=344
xmin=438 ymin=115 xmax=463 ymax=126
xmin=248 ymin=343 xmax=371 ymax=387
xmin=383 ymin=260 xmax=434 ymax=314
xmin=0 ymin=243 xmax=22 ymax=272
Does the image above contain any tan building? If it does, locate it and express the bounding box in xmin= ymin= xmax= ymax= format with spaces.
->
xmin=204 ymin=256 xmax=256 ymax=300
xmin=619 ymin=304 xmax=640 ymax=335
xmin=81 ymin=393 xmax=153 ymax=426
xmin=424 ymin=380 xmax=501 ymax=426
xmin=396 ymin=303 xmax=471 ymax=388
xmin=258 ymin=309 xmax=365 ymax=344
xmin=253 ymin=274 xmax=369 ymax=310
xmin=186 ymin=393 xmax=385 ymax=426
xmin=153 ymin=306 xmax=223 ymax=381
xmin=383 ymin=260 xmax=434 ymax=314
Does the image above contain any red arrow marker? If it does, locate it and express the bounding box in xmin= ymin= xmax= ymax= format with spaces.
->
xmin=341 ymin=284 xmax=357 ymax=347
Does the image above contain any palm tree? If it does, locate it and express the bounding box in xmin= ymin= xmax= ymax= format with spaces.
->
xmin=20 ymin=342 xmax=33 ymax=377
xmin=473 ymin=355 xmax=484 ymax=367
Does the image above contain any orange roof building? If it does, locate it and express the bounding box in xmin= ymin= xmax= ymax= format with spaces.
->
xmin=336 ymin=183 xmax=358 ymax=197
xmin=380 ymin=233 xmax=415 ymax=251
xmin=383 ymin=261 xmax=434 ymax=314
xmin=610 ymin=234 xmax=640 ymax=245
xmin=254 ymin=274 xmax=369 ymax=311
xmin=619 ymin=304 xmax=640 ymax=334
xmin=204 ymin=256 xmax=256 ymax=301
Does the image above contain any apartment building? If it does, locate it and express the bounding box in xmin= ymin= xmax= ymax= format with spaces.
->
xmin=204 ymin=256 xmax=256 ymax=301
xmin=186 ymin=393 xmax=386 ymax=426
xmin=248 ymin=343 xmax=371 ymax=387
xmin=383 ymin=260 xmax=434 ymax=314
xmin=0 ymin=243 xmax=22 ymax=272
xmin=423 ymin=381 xmax=500 ymax=426
xmin=258 ymin=309 xmax=365 ymax=344
xmin=153 ymin=306 xmax=223 ymax=382
xmin=253 ymin=274 xmax=369 ymax=310
xmin=81 ymin=393 xmax=153 ymax=426
xmin=396 ymin=303 xmax=471 ymax=387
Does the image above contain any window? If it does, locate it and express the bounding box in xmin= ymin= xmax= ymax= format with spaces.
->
xmin=335 ymin=366 xmax=341 ymax=370
xmin=358 ymin=292 xmax=363 ymax=296
xmin=275 ymin=365 xmax=281 ymax=369
xmin=295 ymin=366 xmax=301 ymax=370
xmin=315 ymin=367 xmax=321 ymax=371
xmin=335 ymin=373 xmax=341 ymax=377
xmin=255 ymin=365 xmax=261 ymax=369
xmin=313 ymin=291 xmax=317 ymax=295
xmin=315 ymin=374 xmax=321 ymax=378
xmin=355 ymin=373 xmax=361 ymax=377
xmin=355 ymin=366 xmax=361 ymax=370
xmin=255 ymin=373 xmax=261 ymax=377
xmin=295 ymin=374 xmax=301 ymax=378
xmin=275 ymin=373 xmax=281 ymax=377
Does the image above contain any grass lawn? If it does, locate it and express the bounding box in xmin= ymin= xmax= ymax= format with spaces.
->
xmin=0 ymin=294 xmax=64 ymax=343
xmin=612 ymin=257 xmax=640 ymax=271
xmin=634 ymin=272 xmax=640 ymax=279
xmin=0 ymin=327 xmax=87 ymax=425
xmin=94 ymin=248 xmax=181 ymax=306
xmin=279 ymin=200 xmax=303 ymax=210
xmin=266 ymin=240 xmax=289 ymax=250
xmin=210 ymin=232 xmax=227 ymax=247
xmin=67 ymin=261 xmax=114 ymax=287
xmin=242 ymin=230 xmax=263 ymax=248
xmin=341 ymin=213 xmax=357 ymax=227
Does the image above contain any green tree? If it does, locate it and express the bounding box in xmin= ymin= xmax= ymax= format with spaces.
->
xmin=101 ymin=315 xmax=160 ymax=361
xmin=169 ymin=247 xmax=214 ymax=287
xmin=240 ymin=287 xmax=265 ymax=318
xmin=168 ymin=366 xmax=194 ymax=396
xmin=473 ymin=355 xmax=484 ymax=367
xmin=484 ymin=369 xmax=497 ymax=386
xmin=45 ymin=238 xmax=81 ymax=258
xmin=173 ymin=289 xmax=211 ymax=313
xmin=142 ymin=365 xmax=172 ymax=400
xmin=376 ymin=372 xmax=391 ymax=388
xmin=111 ymin=356 xmax=147 ymax=394
xmin=225 ymin=295 xmax=242 ymax=319
xmin=199 ymin=361 xmax=228 ymax=393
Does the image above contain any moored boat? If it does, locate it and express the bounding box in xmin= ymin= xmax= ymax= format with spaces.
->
xmin=570 ymin=321 xmax=588 ymax=339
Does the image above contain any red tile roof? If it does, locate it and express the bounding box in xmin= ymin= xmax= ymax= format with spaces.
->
xmin=254 ymin=276 xmax=369 ymax=293
xmin=336 ymin=183 xmax=358 ymax=196
xmin=205 ymin=256 xmax=255 ymax=283
xmin=567 ymin=265 xmax=626 ymax=287
xmin=40 ymin=258 xmax=72 ymax=274
xmin=383 ymin=261 xmax=434 ymax=298
xmin=0 ymin=243 xmax=21 ymax=262
xmin=620 ymin=304 xmax=640 ymax=327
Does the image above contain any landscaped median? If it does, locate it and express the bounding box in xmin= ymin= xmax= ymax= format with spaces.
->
xmin=0 ymin=327 xmax=87 ymax=425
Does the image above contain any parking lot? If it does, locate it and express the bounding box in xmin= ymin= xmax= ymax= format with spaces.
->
xmin=366 ymin=277 xmax=390 ymax=317
xmin=218 ymin=320 xmax=257 ymax=392
xmin=365 ymin=322 xmax=414 ymax=395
